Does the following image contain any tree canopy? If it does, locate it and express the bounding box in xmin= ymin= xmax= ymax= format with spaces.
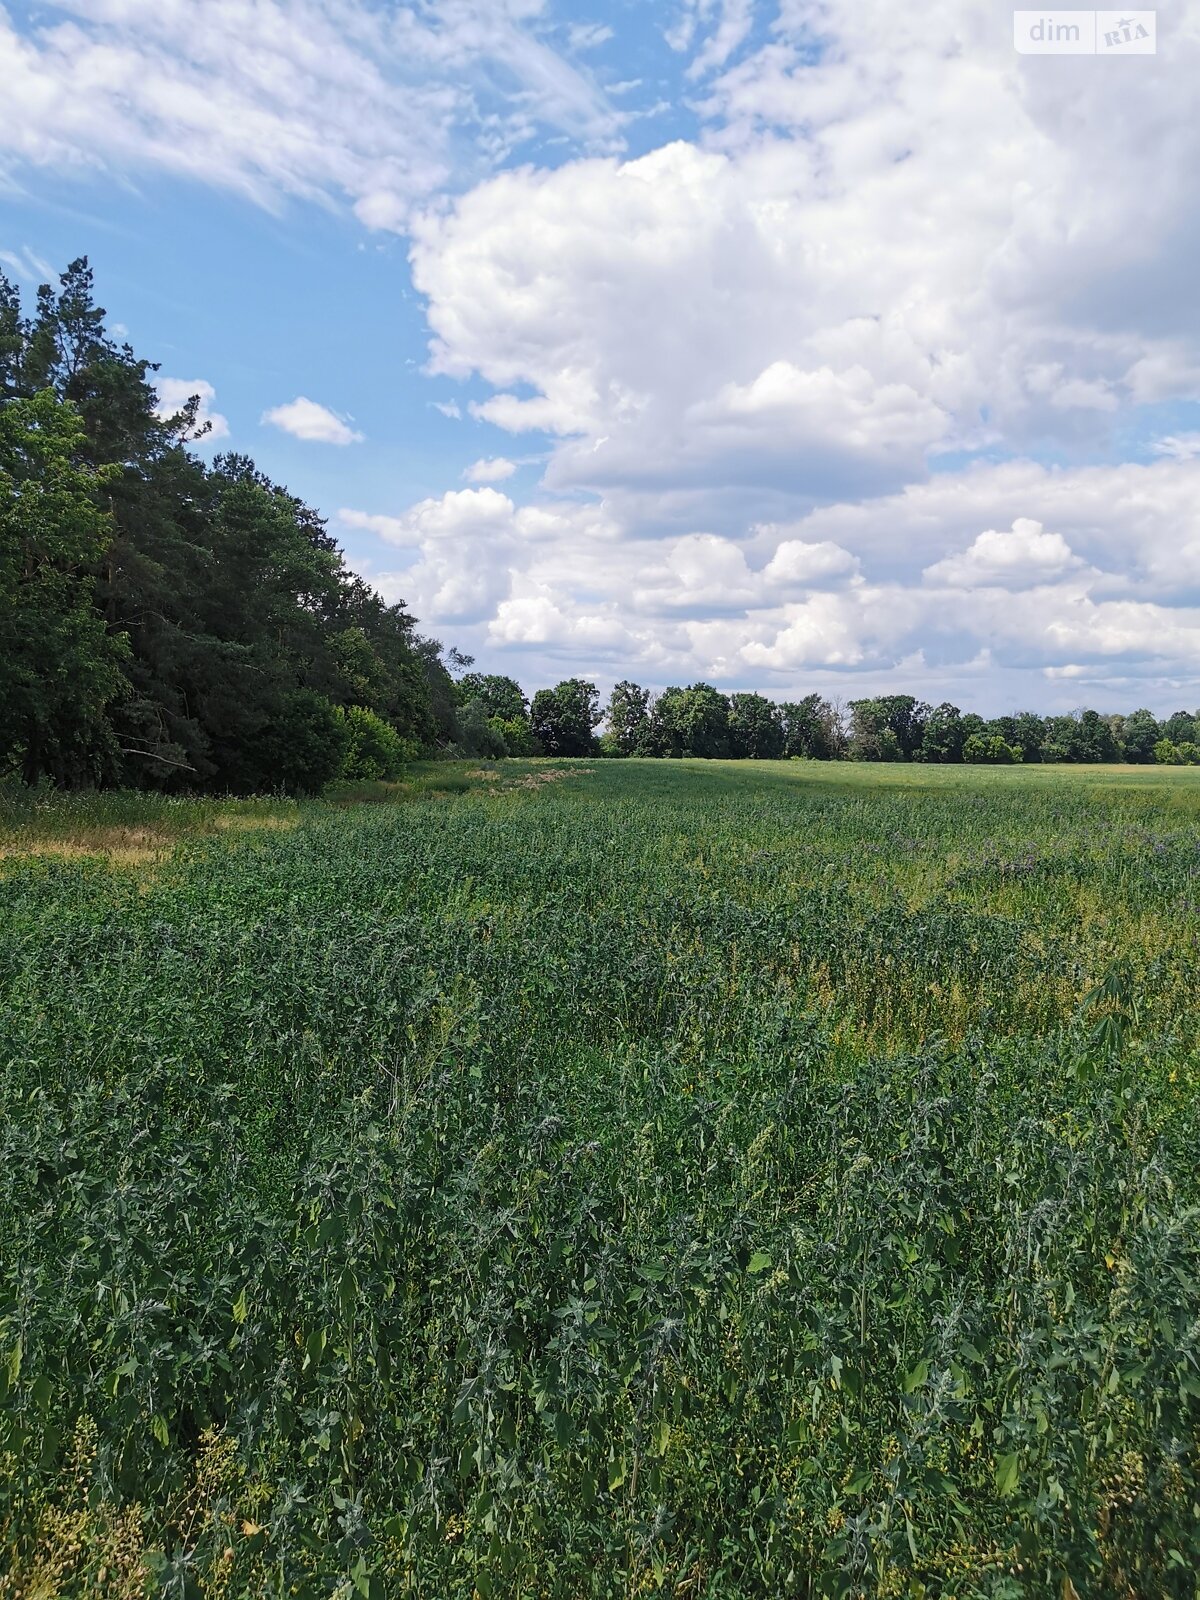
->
xmin=0 ymin=259 xmax=454 ymax=791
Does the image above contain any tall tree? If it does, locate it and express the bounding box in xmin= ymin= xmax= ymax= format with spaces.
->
xmin=1121 ymin=708 xmax=1161 ymax=764
xmin=728 ymin=692 xmax=784 ymax=759
xmin=604 ymin=680 xmax=653 ymax=756
xmin=456 ymin=672 xmax=528 ymax=722
xmin=651 ymin=683 xmax=731 ymax=759
xmin=530 ymin=679 xmax=601 ymax=756
xmin=919 ymin=702 xmax=965 ymax=763
xmin=0 ymin=391 xmax=127 ymax=784
xmin=779 ymin=695 xmax=844 ymax=759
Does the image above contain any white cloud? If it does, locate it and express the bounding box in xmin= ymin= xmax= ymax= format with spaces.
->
xmin=11 ymin=0 xmax=1200 ymax=708
xmin=463 ymin=456 xmax=517 ymax=483
xmin=923 ymin=519 xmax=1082 ymax=589
xmin=761 ymin=536 xmax=860 ymax=586
xmin=0 ymin=244 xmax=54 ymax=283
xmin=340 ymin=488 xmax=521 ymax=623
xmin=685 ymin=0 xmax=756 ymax=79
xmin=334 ymin=454 xmax=1200 ymax=707
xmin=568 ymin=22 xmax=613 ymax=51
xmin=262 ymin=396 xmax=362 ymax=445
xmin=154 ymin=377 xmax=230 ymax=441
xmin=1153 ymin=433 xmax=1200 ymax=462
xmin=0 ymin=0 xmax=621 ymax=229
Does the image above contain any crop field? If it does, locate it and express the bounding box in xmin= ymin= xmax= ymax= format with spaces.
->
xmin=2 ymin=759 xmax=1200 ymax=1599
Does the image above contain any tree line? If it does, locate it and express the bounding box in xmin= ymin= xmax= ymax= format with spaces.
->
xmin=6 ymin=259 xmax=1198 ymax=793
xmin=0 ymin=258 xmax=476 ymax=792
xmin=460 ymin=678 xmax=1200 ymax=766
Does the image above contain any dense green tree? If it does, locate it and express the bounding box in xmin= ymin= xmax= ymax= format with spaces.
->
xmin=0 ymin=391 xmax=127 ymax=785
xmin=1011 ymin=712 xmax=1047 ymax=764
xmin=919 ymin=702 xmax=966 ymax=763
xmin=456 ymin=672 xmax=528 ymax=722
xmin=779 ymin=695 xmax=843 ymax=760
xmin=1163 ymin=710 xmax=1198 ymax=746
xmin=605 ymin=680 xmax=654 ymax=757
xmin=964 ymin=732 xmax=1021 ymax=764
xmin=650 ymin=683 xmax=731 ymax=759
xmin=728 ymin=692 xmax=784 ymax=760
xmin=1077 ymin=709 xmax=1122 ymax=763
xmin=0 ymin=258 xmax=444 ymax=791
xmin=415 ymin=639 xmax=465 ymax=748
xmin=490 ymin=716 xmax=540 ymax=756
xmin=530 ymin=679 xmax=601 ymax=756
xmin=848 ymin=695 xmax=929 ymax=761
xmin=258 ymin=690 xmax=349 ymax=795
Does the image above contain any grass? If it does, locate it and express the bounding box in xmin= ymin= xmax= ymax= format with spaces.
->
xmin=1 ymin=758 xmax=1198 ymax=1598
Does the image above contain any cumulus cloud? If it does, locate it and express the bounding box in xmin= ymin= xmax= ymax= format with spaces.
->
xmin=262 ymin=396 xmax=362 ymax=445
xmin=923 ymin=519 xmax=1082 ymax=589
xmin=12 ymin=0 xmax=1200 ymax=706
xmin=464 ymin=456 xmax=518 ymax=483
xmin=410 ymin=0 xmax=1200 ymax=513
xmin=338 ymin=454 xmax=1200 ymax=707
xmin=154 ymin=377 xmax=230 ymax=442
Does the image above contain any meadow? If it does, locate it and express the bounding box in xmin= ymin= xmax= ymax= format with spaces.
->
xmin=2 ymin=758 xmax=1199 ymax=1599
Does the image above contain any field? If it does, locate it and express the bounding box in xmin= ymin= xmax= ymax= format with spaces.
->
xmin=2 ymin=759 xmax=1199 ymax=1599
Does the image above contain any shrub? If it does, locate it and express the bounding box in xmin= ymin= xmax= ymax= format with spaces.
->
xmin=490 ymin=716 xmax=540 ymax=756
xmin=336 ymin=705 xmax=409 ymax=781
xmin=963 ymin=732 xmax=1021 ymax=764
xmin=455 ymin=698 xmax=507 ymax=759
xmin=261 ymin=689 xmax=349 ymax=794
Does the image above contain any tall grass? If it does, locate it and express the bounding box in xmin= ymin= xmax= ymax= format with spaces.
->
xmin=1 ymin=760 xmax=1198 ymax=1598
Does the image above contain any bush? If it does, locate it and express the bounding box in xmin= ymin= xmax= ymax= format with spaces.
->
xmin=261 ymin=689 xmax=349 ymax=795
xmin=457 ymin=698 xmax=508 ymax=759
xmin=963 ymin=733 xmax=1021 ymax=765
xmin=491 ymin=716 xmax=541 ymax=756
xmin=336 ymin=705 xmax=410 ymax=781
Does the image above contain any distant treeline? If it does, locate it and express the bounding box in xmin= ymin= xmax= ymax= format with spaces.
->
xmin=6 ymin=260 xmax=1197 ymax=794
xmin=1 ymin=258 xmax=471 ymax=792
xmin=464 ymin=677 xmax=1200 ymax=766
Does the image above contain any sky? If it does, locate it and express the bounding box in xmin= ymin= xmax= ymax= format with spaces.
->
xmin=3 ymin=0 xmax=1200 ymax=714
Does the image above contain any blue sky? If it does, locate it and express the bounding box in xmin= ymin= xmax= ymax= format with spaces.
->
xmin=4 ymin=0 xmax=1200 ymax=712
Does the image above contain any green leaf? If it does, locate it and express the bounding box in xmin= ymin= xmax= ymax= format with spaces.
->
xmin=747 ymin=1251 xmax=772 ymax=1274
xmin=151 ymin=1413 xmax=169 ymax=1448
xmin=902 ymin=1359 xmax=929 ymax=1394
xmin=995 ymin=1451 xmax=1020 ymax=1496
xmin=232 ymin=1287 xmax=249 ymax=1326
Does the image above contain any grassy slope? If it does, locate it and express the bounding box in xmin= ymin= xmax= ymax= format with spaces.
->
xmin=1 ymin=759 xmax=1199 ymax=1598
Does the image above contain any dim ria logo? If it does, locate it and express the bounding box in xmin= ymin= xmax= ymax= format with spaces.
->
xmin=1014 ymin=10 xmax=1156 ymax=52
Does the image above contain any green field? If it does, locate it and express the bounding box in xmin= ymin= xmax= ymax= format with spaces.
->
xmin=2 ymin=760 xmax=1199 ymax=1599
